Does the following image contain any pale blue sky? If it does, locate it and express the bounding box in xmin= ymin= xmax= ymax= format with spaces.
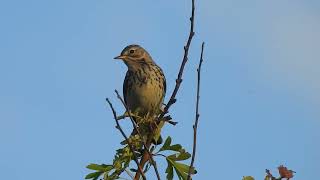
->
xmin=0 ymin=0 xmax=319 ymax=179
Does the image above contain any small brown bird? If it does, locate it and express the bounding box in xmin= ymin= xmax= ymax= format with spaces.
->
xmin=114 ymin=44 xmax=166 ymax=144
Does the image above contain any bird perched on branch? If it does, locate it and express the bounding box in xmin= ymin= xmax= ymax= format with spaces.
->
xmin=114 ymin=44 xmax=166 ymax=145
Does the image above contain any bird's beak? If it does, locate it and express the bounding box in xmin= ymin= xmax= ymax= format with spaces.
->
xmin=114 ymin=55 xmax=127 ymax=60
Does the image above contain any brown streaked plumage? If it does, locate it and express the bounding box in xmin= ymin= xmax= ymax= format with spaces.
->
xmin=114 ymin=44 xmax=166 ymax=143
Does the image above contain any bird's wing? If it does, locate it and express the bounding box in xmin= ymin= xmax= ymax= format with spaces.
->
xmin=158 ymin=66 xmax=166 ymax=98
xmin=123 ymin=71 xmax=130 ymax=105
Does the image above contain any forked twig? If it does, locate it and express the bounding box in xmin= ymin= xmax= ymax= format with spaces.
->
xmin=106 ymin=98 xmax=146 ymax=180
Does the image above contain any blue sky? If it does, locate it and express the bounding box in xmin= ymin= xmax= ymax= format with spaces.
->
xmin=0 ymin=0 xmax=319 ymax=179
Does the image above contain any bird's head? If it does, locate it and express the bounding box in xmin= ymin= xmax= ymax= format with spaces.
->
xmin=114 ymin=45 xmax=153 ymax=68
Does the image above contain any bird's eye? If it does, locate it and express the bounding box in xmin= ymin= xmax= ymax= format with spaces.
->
xmin=129 ymin=49 xmax=135 ymax=54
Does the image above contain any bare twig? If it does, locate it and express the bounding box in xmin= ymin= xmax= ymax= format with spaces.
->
xmin=187 ymin=42 xmax=205 ymax=180
xmin=157 ymin=0 xmax=196 ymax=122
xmin=114 ymin=90 xmax=161 ymax=180
xmin=106 ymin=98 xmax=146 ymax=180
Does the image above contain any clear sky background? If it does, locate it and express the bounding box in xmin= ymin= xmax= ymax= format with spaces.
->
xmin=0 ymin=0 xmax=319 ymax=179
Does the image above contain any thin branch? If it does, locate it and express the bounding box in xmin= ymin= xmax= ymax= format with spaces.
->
xmin=105 ymin=98 xmax=146 ymax=180
xmin=187 ymin=42 xmax=205 ymax=180
xmin=116 ymin=114 xmax=128 ymax=121
xmin=114 ymin=90 xmax=161 ymax=180
xmin=154 ymin=153 xmax=167 ymax=158
xmin=157 ymin=0 xmax=196 ymax=122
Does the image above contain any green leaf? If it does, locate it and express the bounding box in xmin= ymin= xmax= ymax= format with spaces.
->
xmin=159 ymin=137 xmax=188 ymax=155
xmin=113 ymin=160 xmax=122 ymax=170
xmin=166 ymin=160 xmax=174 ymax=180
xmin=167 ymin=151 xmax=191 ymax=162
xmin=168 ymin=144 xmax=182 ymax=152
xmin=170 ymin=152 xmax=191 ymax=161
xmin=242 ymin=176 xmax=255 ymax=180
xmin=86 ymin=164 xmax=113 ymax=172
xmin=108 ymin=172 xmax=120 ymax=180
xmin=178 ymin=152 xmax=191 ymax=161
xmin=160 ymin=136 xmax=172 ymax=151
xmin=161 ymin=137 xmax=196 ymax=180
xmin=173 ymin=165 xmax=187 ymax=180
xmin=166 ymin=157 xmax=196 ymax=180
xmin=174 ymin=161 xmax=196 ymax=175
xmin=172 ymin=161 xmax=188 ymax=179
xmin=85 ymin=172 xmax=103 ymax=180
